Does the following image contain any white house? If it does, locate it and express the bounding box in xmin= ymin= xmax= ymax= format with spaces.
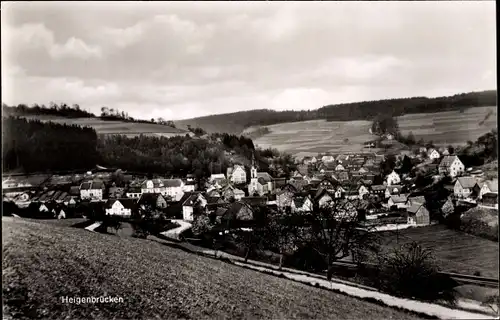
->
xmin=227 ymin=165 xmax=247 ymax=184
xmin=321 ymin=155 xmax=335 ymax=163
xmin=427 ymin=149 xmax=441 ymax=160
xmin=291 ymin=196 xmax=314 ymax=213
xmin=182 ymin=193 xmax=207 ymax=221
xmin=105 ymin=199 xmax=135 ymax=217
xmin=358 ymin=185 xmax=370 ymax=199
xmin=209 ymin=173 xmax=226 ymax=183
xmin=141 ymin=179 xmax=185 ymax=201
xmin=125 ymin=187 xmax=142 ymax=199
xmin=303 ymin=156 xmax=318 ymax=165
xmin=335 ymin=164 xmax=345 ymax=171
xmin=80 ymin=180 xmax=105 ymax=201
xmin=454 ymin=177 xmax=479 ymax=199
xmin=439 ymin=156 xmax=465 ymax=178
xmin=479 ymin=179 xmax=498 ymax=200
xmin=386 ymin=170 xmax=401 ymax=186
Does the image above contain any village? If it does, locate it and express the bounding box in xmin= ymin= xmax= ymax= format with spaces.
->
xmin=2 ymin=144 xmax=498 ymax=233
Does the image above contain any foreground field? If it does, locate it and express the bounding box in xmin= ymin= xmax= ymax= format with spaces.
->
xmin=17 ymin=115 xmax=188 ymax=137
xmin=377 ymin=225 xmax=499 ymax=278
xmin=2 ymin=218 xmax=423 ymax=320
xmin=251 ymin=107 xmax=496 ymax=156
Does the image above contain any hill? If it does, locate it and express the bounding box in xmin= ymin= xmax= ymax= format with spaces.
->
xmin=2 ymin=103 xmax=187 ymax=137
xmin=175 ymin=90 xmax=496 ymax=135
xmin=2 ymin=217 xmax=423 ymax=320
xmin=251 ymin=106 xmax=497 ymax=157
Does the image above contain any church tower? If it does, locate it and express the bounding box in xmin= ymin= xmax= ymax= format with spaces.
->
xmin=250 ymin=152 xmax=257 ymax=179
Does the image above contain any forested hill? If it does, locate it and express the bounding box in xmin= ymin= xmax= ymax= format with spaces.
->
xmin=175 ymin=90 xmax=497 ymax=135
xmin=2 ymin=117 xmax=293 ymax=177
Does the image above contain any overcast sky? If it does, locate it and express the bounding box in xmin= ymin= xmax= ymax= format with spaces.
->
xmin=1 ymin=1 xmax=496 ymax=121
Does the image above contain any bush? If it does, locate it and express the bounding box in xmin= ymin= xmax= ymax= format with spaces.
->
xmin=378 ymin=242 xmax=457 ymax=304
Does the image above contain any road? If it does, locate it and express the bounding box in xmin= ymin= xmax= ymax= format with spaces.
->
xmin=160 ymin=219 xmax=192 ymax=241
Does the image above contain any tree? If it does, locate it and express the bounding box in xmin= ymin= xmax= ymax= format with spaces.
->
xmin=400 ymin=155 xmax=413 ymax=174
xmin=378 ymin=242 xmax=457 ymax=304
xmin=406 ymin=131 xmax=416 ymax=145
xmin=447 ymin=145 xmax=455 ymax=155
xmin=264 ymin=212 xmax=299 ymax=269
xmin=300 ymin=197 xmax=379 ymax=280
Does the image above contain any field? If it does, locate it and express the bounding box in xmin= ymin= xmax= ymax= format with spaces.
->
xmin=251 ymin=107 xmax=497 ymax=157
xmin=376 ymin=224 xmax=499 ymax=278
xmin=15 ymin=115 xmax=188 ymax=137
xmin=2 ymin=217 xmax=423 ymax=320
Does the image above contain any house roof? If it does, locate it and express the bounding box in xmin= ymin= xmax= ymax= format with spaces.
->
xmin=482 ymin=179 xmax=498 ymax=193
xmin=371 ymin=185 xmax=386 ymax=191
xmin=127 ymin=187 xmax=142 ymax=193
xmin=293 ymin=196 xmax=311 ymax=208
xmin=386 ymin=185 xmax=403 ymax=193
xmin=439 ymin=155 xmax=460 ymax=168
xmin=223 ymin=202 xmax=254 ymax=220
xmin=407 ymin=196 xmax=426 ymax=205
xmin=210 ymin=174 xmax=226 ymax=179
xmin=257 ymin=172 xmax=272 ymax=183
xmin=241 ymin=196 xmax=267 ymax=206
xmin=138 ymin=193 xmax=164 ymax=206
xmin=390 ymin=194 xmax=408 ymax=203
xmin=407 ymin=202 xmax=425 ymax=214
xmin=182 ymin=193 xmax=205 ymax=206
xmin=106 ymin=198 xmax=137 ymax=209
xmin=457 ymin=177 xmax=478 ymax=189
xmin=163 ymin=179 xmax=183 ymax=187
xmin=69 ymin=186 xmax=80 ymax=196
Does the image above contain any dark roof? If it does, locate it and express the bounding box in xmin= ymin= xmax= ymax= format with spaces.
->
xmin=256 ymin=172 xmax=272 ymax=183
xmin=163 ymin=179 xmax=183 ymax=187
xmin=293 ymin=196 xmax=311 ymax=208
xmin=223 ymin=202 xmax=253 ymax=220
xmin=241 ymin=197 xmax=267 ymax=206
xmin=371 ymin=185 xmax=386 ymax=191
xmin=69 ymin=186 xmax=80 ymax=196
xmin=138 ymin=193 xmax=164 ymax=206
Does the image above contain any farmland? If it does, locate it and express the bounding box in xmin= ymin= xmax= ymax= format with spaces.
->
xmin=2 ymin=217 xmax=424 ymax=320
xmin=376 ymin=224 xmax=499 ymax=278
xmin=15 ymin=115 xmax=188 ymax=137
xmin=250 ymin=106 xmax=497 ymax=157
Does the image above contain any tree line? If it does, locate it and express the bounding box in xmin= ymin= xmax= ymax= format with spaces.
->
xmin=175 ymin=90 xmax=496 ymax=134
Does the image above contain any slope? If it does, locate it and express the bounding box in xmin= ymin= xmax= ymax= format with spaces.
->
xmin=175 ymin=90 xmax=496 ymax=135
xmin=2 ymin=217 xmax=423 ymax=320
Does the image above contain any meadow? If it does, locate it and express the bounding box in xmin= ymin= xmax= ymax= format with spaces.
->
xmin=19 ymin=115 xmax=188 ymax=136
xmin=251 ymin=107 xmax=497 ymax=157
xmin=2 ymin=217 xmax=423 ymax=320
xmin=376 ymin=224 xmax=499 ymax=278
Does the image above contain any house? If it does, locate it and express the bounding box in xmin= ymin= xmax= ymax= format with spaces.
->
xmin=181 ymin=192 xmax=208 ymax=221
xmin=439 ymin=156 xmax=465 ymax=178
xmin=248 ymin=156 xmax=274 ymax=196
xmin=272 ymin=177 xmax=287 ymax=190
xmin=406 ymin=195 xmax=426 ymax=207
xmin=387 ymin=194 xmax=408 ymax=209
xmin=419 ymin=147 xmax=428 ymax=154
xmin=291 ymin=196 xmax=314 ymax=213
xmin=163 ymin=179 xmax=185 ymax=201
xmin=407 ymin=202 xmax=430 ymax=225
xmin=125 ymin=187 xmax=142 ymax=199
xmin=80 ymin=180 xmax=105 ymax=201
xmin=209 ymin=173 xmax=226 ymax=183
xmin=479 ymin=179 xmax=498 ymax=199
xmin=105 ymin=198 xmax=136 ymax=217
xmin=454 ymin=177 xmax=480 ymax=199
xmin=386 ymin=170 xmax=401 ymax=186
xmin=303 ymin=156 xmax=318 ymax=165
xmin=276 ymin=190 xmax=294 ymax=210
xmin=315 ymin=188 xmax=334 ymax=208
xmin=321 ymin=155 xmax=335 ymax=163
xmin=221 ymin=185 xmax=245 ymax=201
xmin=54 ymin=207 xmax=66 ymax=219
xmin=221 ymin=201 xmax=254 ymax=224
xmin=385 ymin=185 xmax=403 ymax=199
xmin=427 ymin=148 xmax=441 ymax=160
xmin=336 ymin=171 xmax=350 ymax=182
xmin=183 ymin=180 xmax=197 ymax=193
xmin=358 ymin=185 xmax=370 ymax=199
xmin=441 ymin=148 xmax=450 ymax=156
xmin=371 ymin=185 xmax=386 ymax=197
xmin=137 ymin=193 xmax=168 ymax=209
xmin=318 ymin=177 xmax=339 ymax=192
xmin=227 ymin=165 xmax=247 ymax=184
xmin=69 ymin=186 xmax=81 ymax=197
xmin=482 ymin=193 xmax=498 ymax=208
xmin=358 ymin=167 xmax=369 ymax=174
xmin=335 ymin=164 xmax=345 ymax=171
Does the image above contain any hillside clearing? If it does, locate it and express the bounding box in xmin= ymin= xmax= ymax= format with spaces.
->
xmin=14 ymin=115 xmax=188 ymax=137
xmin=376 ymin=225 xmax=499 ymax=278
xmin=252 ymin=107 xmax=496 ymax=156
xmin=2 ymin=217 xmax=424 ymax=320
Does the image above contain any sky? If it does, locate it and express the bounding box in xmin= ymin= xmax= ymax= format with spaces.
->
xmin=1 ymin=1 xmax=496 ymax=121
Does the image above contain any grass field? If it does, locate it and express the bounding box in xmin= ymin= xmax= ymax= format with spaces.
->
xmin=251 ymin=107 xmax=496 ymax=156
xmin=2 ymin=217 xmax=424 ymax=320
xmin=376 ymin=224 xmax=499 ymax=278
xmin=15 ymin=115 xmax=188 ymax=137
